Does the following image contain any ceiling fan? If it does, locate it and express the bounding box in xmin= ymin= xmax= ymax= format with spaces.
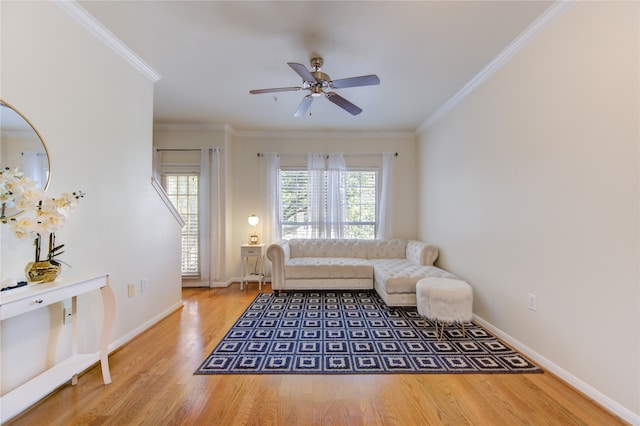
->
xmin=249 ymin=57 xmax=380 ymax=117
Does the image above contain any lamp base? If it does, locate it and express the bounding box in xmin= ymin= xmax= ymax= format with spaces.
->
xmin=248 ymin=233 xmax=260 ymax=245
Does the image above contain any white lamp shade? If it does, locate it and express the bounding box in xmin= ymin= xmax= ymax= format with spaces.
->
xmin=248 ymin=214 xmax=259 ymax=226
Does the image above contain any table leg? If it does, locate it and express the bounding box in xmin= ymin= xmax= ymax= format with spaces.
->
xmin=99 ymin=277 xmax=116 ymax=385
xmin=71 ymin=295 xmax=79 ymax=385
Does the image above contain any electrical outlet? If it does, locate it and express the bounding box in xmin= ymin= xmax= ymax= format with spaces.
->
xmin=527 ymin=293 xmax=537 ymax=311
xmin=141 ymin=278 xmax=148 ymax=293
xmin=63 ymin=307 xmax=72 ymax=324
xmin=128 ymin=283 xmax=135 ymax=298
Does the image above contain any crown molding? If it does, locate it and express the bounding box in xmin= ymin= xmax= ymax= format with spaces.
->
xmin=54 ymin=0 xmax=161 ymax=83
xmin=417 ymin=0 xmax=576 ymax=133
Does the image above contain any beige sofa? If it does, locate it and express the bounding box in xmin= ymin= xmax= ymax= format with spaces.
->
xmin=266 ymin=238 xmax=458 ymax=307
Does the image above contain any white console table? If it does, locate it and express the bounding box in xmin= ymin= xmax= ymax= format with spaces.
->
xmin=0 ymin=274 xmax=115 ymax=423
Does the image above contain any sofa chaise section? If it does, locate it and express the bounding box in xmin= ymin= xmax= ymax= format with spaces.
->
xmin=372 ymin=258 xmax=458 ymax=307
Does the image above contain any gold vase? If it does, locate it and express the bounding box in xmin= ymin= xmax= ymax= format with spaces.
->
xmin=25 ymin=260 xmax=61 ymax=283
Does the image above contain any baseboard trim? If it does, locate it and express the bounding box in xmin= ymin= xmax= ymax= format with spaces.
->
xmin=182 ymin=278 xmax=273 ymax=289
xmin=473 ymin=314 xmax=639 ymax=425
xmin=181 ymin=279 xmax=234 ymax=288
xmin=108 ymin=301 xmax=184 ymax=354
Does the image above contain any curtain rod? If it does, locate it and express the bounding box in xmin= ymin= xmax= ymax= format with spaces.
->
xmin=257 ymin=152 xmax=398 ymax=157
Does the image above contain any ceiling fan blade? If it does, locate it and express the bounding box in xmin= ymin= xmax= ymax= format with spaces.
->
xmin=288 ymin=62 xmax=316 ymax=83
xmin=294 ymin=95 xmax=314 ymax=118
xmin=250 ymin=86 xmax=302 ymax=94
xmin=330 ymin=74 xmax=380 ymax=89
xmin=325 ymin=92 xmax=362 ymax=115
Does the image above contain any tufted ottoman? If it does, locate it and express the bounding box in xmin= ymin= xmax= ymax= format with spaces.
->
xmin=416 ymin=277 xmax=473 ymax=340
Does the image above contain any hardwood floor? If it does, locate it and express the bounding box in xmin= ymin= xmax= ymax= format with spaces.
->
xmin=7 ymin=285 xmax=625 ymax=426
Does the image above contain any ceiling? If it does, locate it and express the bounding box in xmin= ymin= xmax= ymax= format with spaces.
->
xmin=79 ymin=1 xmax=552 ymax=133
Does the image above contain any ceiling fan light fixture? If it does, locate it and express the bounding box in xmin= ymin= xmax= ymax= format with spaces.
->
xmin=311 ymin=85 xmax=323 ymax=97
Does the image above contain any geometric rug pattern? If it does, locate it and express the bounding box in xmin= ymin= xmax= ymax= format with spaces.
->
xmin=195 ymin=290 xmax=543 ymax=375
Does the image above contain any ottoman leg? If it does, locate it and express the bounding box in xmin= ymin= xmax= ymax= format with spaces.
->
xmin=438 ymin=322 xmax=445 ymax=340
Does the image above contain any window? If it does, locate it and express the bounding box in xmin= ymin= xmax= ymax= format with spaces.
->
xmin=162 ymin=174 xmax=199 ymax=276
xmin=279 ymin=168 xmax=378 ymax=239
xmin=344 ymin=170 xmax=377 ymax=238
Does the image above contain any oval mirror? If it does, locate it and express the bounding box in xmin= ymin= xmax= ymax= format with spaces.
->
xmin=0 ymin=100 xmax=50 ymax=190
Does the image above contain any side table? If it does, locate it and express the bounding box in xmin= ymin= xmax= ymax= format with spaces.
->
xmin=240 ymin=244 xmax=265 ymax=292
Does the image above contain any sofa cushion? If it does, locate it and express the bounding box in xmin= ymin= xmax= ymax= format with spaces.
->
xmin=289 ymin=239 xmax=369 ymax=258
xmin=366 ymin=239 xmax=407 ymax=259
xmin=285 ymin=257 xmax=373 ymax=280
xmin=371 ymin=259 xmax=458 ymax=294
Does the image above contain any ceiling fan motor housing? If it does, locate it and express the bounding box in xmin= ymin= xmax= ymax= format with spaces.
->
xmin=312 ymin=71 xmax=330 ymax=85
xmin=310 ymin=58 xmax=330 ymax=87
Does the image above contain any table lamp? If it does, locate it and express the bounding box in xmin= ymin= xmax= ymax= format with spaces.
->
xmin=248 ymin=214 xmax=259 ymax=244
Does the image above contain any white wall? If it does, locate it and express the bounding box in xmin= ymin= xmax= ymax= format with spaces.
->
xmin=231 ymin=131 xmax=418 ymax=275
xmin=1 ymin=1 xmax=182 ymax=394
xmin=153 ymin=128 xmax=418 ymax=283
xmin=417 ymin=1 xmax=639 ymax=420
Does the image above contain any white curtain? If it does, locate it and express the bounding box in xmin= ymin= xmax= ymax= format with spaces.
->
xmin=376 ymin=152 xmax=396 ymax=240
xmin=260 ymin=153 xmax=281 ymax=246
xmin=21 ymin=152 xmax=46 ymax=188
xmin=326 ymin=153 xmax=346 ymax=238
xmin=210 ymin=148 xmax=223 ymax=283
xmin=307 ymin=153 xmax=326 ymax=238
xmin=199 ymin=148 xmax=223 ymax=286
xmin=260 ymin=152 xmax=280 ymax=276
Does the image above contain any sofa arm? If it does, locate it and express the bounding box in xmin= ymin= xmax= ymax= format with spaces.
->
xmin=266 ymin=240 xmax=290 ymax=290
xmin=406 ymin=240 xmax=439 ymax=266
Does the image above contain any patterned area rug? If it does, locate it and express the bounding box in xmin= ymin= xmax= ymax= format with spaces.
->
xmin=195 ymin=290 xmax=542 ymax=375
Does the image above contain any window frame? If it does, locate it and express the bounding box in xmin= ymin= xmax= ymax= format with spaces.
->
xmin=161 ymin=165 xmax=201 ymax=277
xmin=278 ymin=165 xmax=379 ymax=240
